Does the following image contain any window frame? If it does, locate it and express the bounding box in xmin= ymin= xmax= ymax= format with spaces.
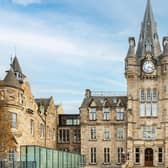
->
xmin=90 ymin=147 xmax=96 ymax=164
xmin=89 ymin=108 xmax=96 ymax=120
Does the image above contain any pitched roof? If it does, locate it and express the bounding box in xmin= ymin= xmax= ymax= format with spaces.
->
xmin=136 ymin=0 xmax=161 ymax=58
xmin=11 ymin=56 xmax=23 ymax=73
xmin=80 ymin=96 xmax=127 ymax=109
xmin=35 ymin=98 xmax=51 ymax=112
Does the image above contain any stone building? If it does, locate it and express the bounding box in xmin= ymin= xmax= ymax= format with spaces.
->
xmin=0 ymin=56 xmax=60 ymax=161
xmin=57 ymin=114 xmax=80 ymax=153
xmin=80 ymin=0 xmax=168 ymax=167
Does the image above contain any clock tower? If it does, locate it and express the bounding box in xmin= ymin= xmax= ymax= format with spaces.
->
xmin=125 ymin=0 xmax=168 ymax=167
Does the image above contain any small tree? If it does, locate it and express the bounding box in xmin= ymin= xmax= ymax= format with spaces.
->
xmin=0 ymin=106 xmax=16 ymax=160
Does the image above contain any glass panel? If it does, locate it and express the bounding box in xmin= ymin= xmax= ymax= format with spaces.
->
xmin=152 ymin=103 xmax=157 ymax=116
xmin=27 ymin=146 xmax=34 ymax=161
xmin=35 ymin=146 xmax=40 ymax=168
xmin=153 ymin=89 xmax=158 ymax=101
xmin=146 ymin=103 xmax=151 ymax=116
xmin=141 ymin=89 xmax=145 ymax=101
xmin=140 ymin=103 xmax=145 ymax=116
xmin=47 ymin=149 xmax=53 ymax=168
xmin=20 ymin=146 xmax=26 ymax=161
xmin=40 ymin=147 xmax=46 ymax=168
xmin=147 ymin=89 xmax=151 ymax=101
xmin=53 ymin=150 xmax=58 ymax=168
xmin=58 ymin=151 xmax=63 ymax=168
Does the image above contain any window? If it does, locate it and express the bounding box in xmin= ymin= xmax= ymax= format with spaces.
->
xmin=39 ymin=123 xmax=44 ymax=137
xmin=10 ymin=113 xmax=17 ymax=128
xmin=8 ymin=149 xmax=16 ymax=161
xmin=135 ymin=148 xmax=140 ymax=163
xmin=116 ymin=108 xmax=124 ymax=120
xmin=158 ymin=148 xmax=163 ymax=163
xmin=117 ymin=128 xmax=124 ymax=140
xmin=153 ymin=89 xmax=158 ymax=101
xmin=152 ymin=103 xmax=157 ymax=116
xmin=18 ymin=93 xmax=24 ymax=104
xmin=113 ymin=98 xmax=117 ymax=103
xmin=140 ymin=89 xmax=158 ymax=117
xmin=140 ymin=89 xmax=145 ymax=101
xmin=30 ymin=119 xmax=34 ymax=136
xmin=58 ymin=129 xmax=69 ymax=143
xmin=117 ymin=147 xmax=123 ymax=164
xmin=104 ymin=128 xmax=110 ymax=140
xmin=103 ymin=108 xmax=110 ymax=120
xmin=90 ymin=127 xmax=96 ymax=140
xmin=146 ymin=89 xmax=151 ymax=101
xmin=74 ymin=129 xmax=80 ymax=143
xmin=142 ymin=126 xmax=156 ymax=140
xmin=140 ymin=103 xmax=145 ymax=116
xmin=89 ymin=108 xmax=96 ymax=120
xmin=104 ymin=148 xmax=110 ymax=163
xmin=90 ymin=147 xmax=96 ymax=164
xmin=66 ymin=119 xmax=80 ymax=125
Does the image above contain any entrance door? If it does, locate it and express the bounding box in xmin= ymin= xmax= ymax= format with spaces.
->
xmin=145 ymin=148 xmax=153 ymax=167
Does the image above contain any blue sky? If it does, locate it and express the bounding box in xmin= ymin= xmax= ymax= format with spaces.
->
xmin=0 ymin=0 xmax=168 ymax=113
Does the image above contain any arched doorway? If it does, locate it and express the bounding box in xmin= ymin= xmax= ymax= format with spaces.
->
xmin=145 ymin=148 xmax=153 ymax=167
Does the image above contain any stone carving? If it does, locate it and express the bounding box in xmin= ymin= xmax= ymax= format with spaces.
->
xmin=0 ymin=90 xmax=5 ymax=100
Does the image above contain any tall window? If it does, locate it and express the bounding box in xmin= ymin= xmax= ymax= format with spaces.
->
xmin=117 ymin=147 xmax=123 ymax=164
xmin=104 ymin=148 xmax=110 ymax=163
xmin=104 ymin=128 xmax=110 ymax=140
xmin=30 ymin=119 xmax=34 ymax=136
xmin=117 ymin=128 xmax=124 ymax=140
xmin=103 ymin=108 xmax=110 ymax=120
xmin=90 ymin=127 xmax=96 ymax=140
xmin=74 ymin=129 xmax=80 ymax=143
xmin=8 ymin=149 xmax=16 ymax=161
xmin=158 ymin=147 xmax=163 ymax=163
xmin=142 ymin=126 xmax=156 ymax=140
xmin=39 ymin=123 xmax=44 ymax=137
xmin=135 ymin=148 xmax=140 ymax=163
xmin=116 ymin=108 xmax=124 ymax=120
xmin=90 ymin=148 xmax=96 ymax=164
xmin=140 ymin=89 xmax=158 ymax=117
xmin=140 ymin=89 xmax=145 ymax=101
xmin=10 ymin=113 xmax=17 ymax=129
xmin=89 ymin=108 xmax=96 ymax=120
xmin=58 ymin=129 xmax=70 ymax=143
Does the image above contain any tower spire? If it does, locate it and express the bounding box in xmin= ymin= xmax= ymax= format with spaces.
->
xmin=136 ymin=0 xmax=161 ymax=58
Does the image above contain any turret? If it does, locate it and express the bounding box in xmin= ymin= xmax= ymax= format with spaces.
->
xmin=162 ymin=36 xmax=168 ymax=57
xmin=126 ymin=37 xmax=136 ymax=58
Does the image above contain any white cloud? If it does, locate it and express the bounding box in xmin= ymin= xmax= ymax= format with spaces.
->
xmin=12 ymin=0 xmax=42 ymax=5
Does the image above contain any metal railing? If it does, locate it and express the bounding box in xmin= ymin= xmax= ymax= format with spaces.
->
xmin=0 ymin=161 xmax=36 ymax=168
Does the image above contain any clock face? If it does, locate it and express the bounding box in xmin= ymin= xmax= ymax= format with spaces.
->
xmin=143 ymin=61 xmax=155 ymax=73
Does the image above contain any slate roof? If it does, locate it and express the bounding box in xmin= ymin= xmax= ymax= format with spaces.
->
xmin=11 ymin=56 xmax=23 ymax=73
xmin=136 ymin=0 xmax=161 ymax=58
xmin=80 ymin=96 xmax=127 ymax=109
xmin=3 ymin=70 xmax=21 ymax=88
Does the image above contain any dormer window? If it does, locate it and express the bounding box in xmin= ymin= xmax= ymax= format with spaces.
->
xmin=15 ymin=72 xmax=22 ymax=81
